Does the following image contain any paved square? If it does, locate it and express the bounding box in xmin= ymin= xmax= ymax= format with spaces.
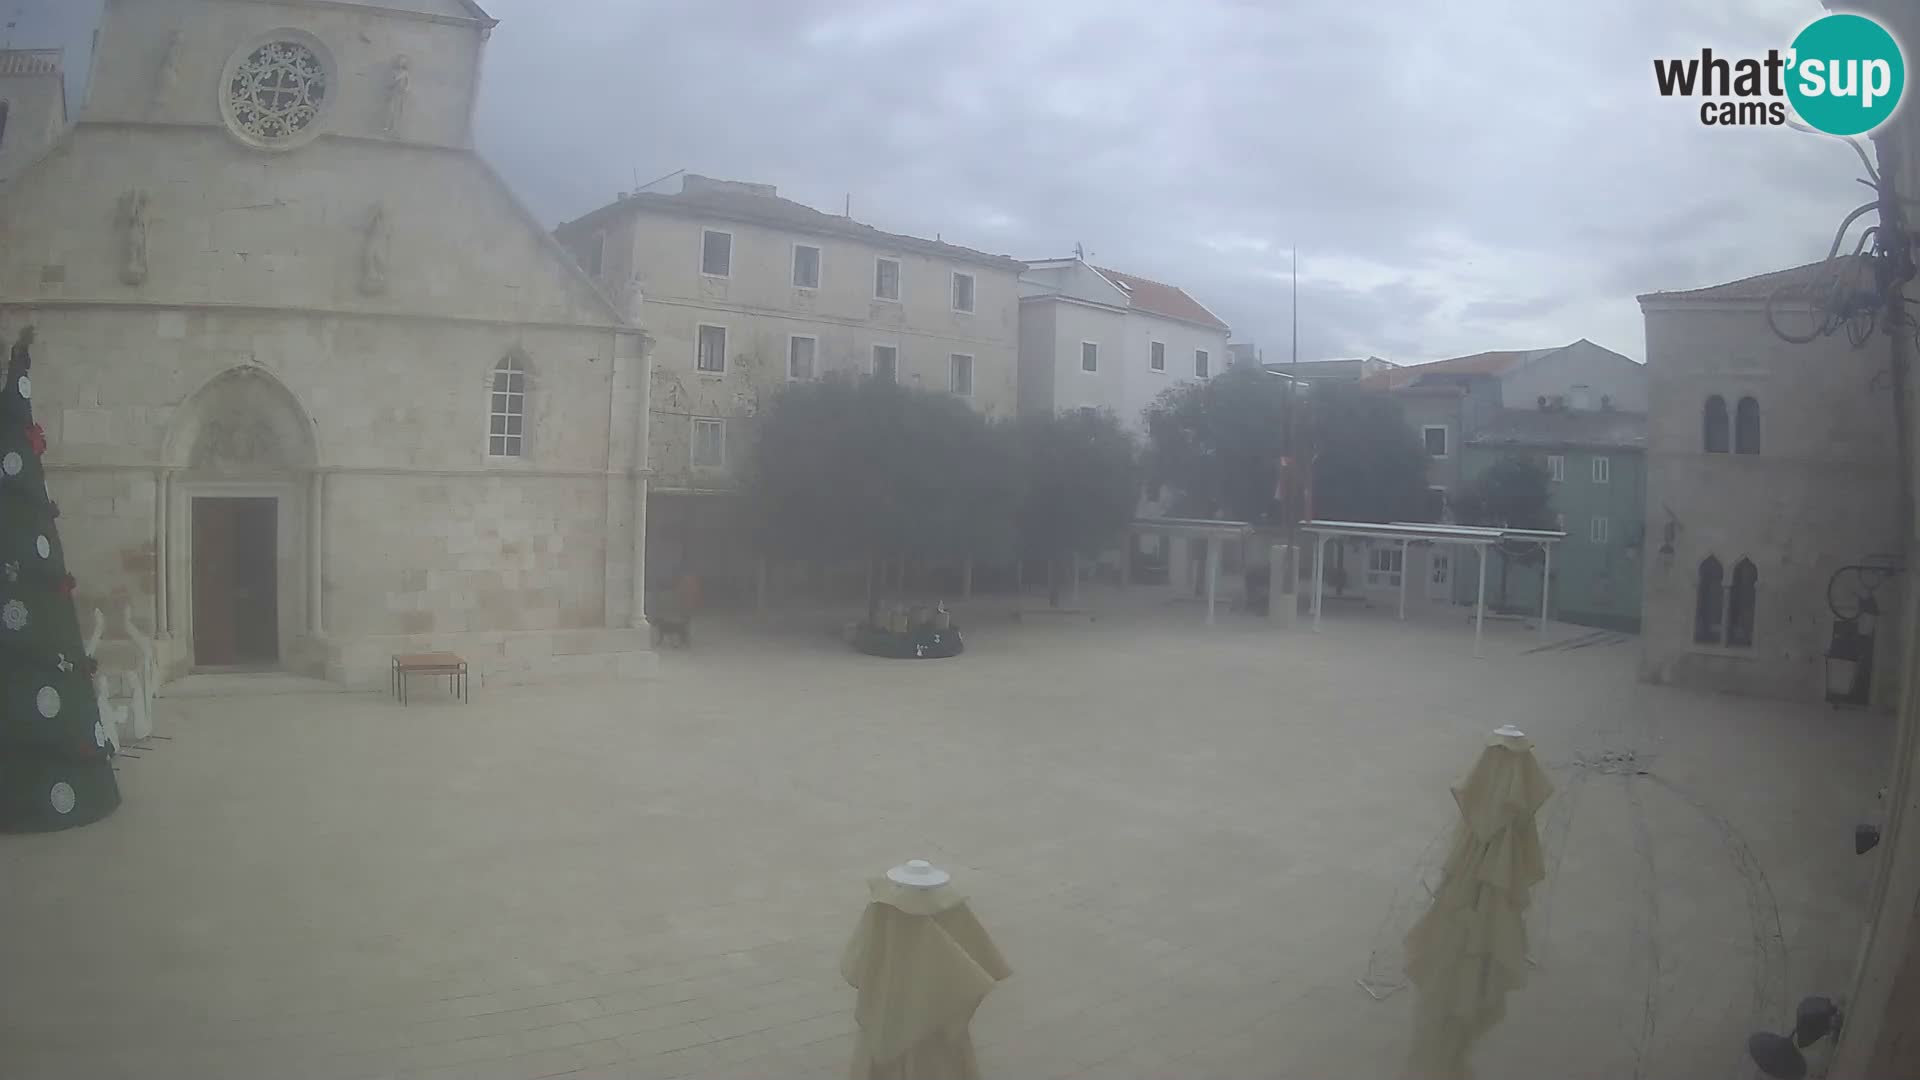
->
xmin=0 ymin=600 xmax=1889 ymax=1079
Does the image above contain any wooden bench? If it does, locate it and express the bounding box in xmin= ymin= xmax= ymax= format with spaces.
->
xmin=392 ymin=652 xmax=468 ymax=705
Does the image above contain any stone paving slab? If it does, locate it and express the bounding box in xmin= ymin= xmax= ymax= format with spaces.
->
xmin=0 ymin=602 xmax=1890 ymax=1079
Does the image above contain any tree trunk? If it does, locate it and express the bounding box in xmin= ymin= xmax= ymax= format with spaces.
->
xmin=865 ymin=556 xmax=879 ymax=626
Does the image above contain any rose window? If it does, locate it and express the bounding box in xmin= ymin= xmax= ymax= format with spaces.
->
xmin=226 ymin=41 xmax=328 ymax=144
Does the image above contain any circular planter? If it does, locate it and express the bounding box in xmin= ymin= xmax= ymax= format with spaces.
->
xmin=851 ymin=621 xmax=964 ymax=659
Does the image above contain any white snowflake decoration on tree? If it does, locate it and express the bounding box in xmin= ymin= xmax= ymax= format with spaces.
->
xmin=2 ymin=598 xmax=26 ymax=631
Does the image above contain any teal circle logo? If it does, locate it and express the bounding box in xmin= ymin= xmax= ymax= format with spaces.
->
xmin=1787 ymin=14 xmax=1906 ymax=136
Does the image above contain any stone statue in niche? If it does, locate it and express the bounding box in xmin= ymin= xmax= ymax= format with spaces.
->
xmin=118 ymin=190 xmax=149 ymax=286
xmin=153 ymin=31 xmax=184 ymax=114
xmin=360 ymin=204 xmax=391 ymax=296
xmin=120 ymin=605 xmax=156 ymax=741
xmin=381 ymin=55 xmax=410 ymax=137
xmin=85 ymin=610 xmax=124 ymax=754
xmin=620 ymin=275 xmax=646 ymax=326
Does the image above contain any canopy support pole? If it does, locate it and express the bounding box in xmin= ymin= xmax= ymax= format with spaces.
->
xmin=1475 ymin=543 xmax=1489 ymax=658
xmin=1398 ymin=538 xmax=1409 ymax=620
xmin=1539 ymin=543 xmax=1552 ymax=635
xmin=1312 ymin=534 xmax=1328 ymax=632
xmin=1204 ymin=537 xmax=1220 ymax=625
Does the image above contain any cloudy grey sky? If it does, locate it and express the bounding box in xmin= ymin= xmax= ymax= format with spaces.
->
xmin=18 ymin=0 xmax=1875 ymax=363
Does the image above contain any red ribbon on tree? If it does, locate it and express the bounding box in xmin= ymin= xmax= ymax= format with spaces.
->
xmin=26 ymin=423 xmax=47 ymax=455
xmin=56 ymin=573 xmax=75 ymax=595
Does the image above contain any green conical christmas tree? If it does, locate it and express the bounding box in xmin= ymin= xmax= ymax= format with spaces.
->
xmin=0 ymin=327 xmax=120 ymax=830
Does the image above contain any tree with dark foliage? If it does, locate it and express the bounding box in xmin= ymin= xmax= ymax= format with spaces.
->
xmin=1306 ymin=381 xmax=1431 ymax=525
xmin=1143 ymin=365 xmax=1289 ymax=523
xmin=1013 ymin=409 xmax=1139 ymax=606
xmin=1453 ymin=454 xmax=1555 ymax=608
xmin=747 ymin=373 xmax=1018 ymax=624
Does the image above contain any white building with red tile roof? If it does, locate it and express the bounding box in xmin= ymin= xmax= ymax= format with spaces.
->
xmin=1016 ymin=256 xmax=1231 ymax=433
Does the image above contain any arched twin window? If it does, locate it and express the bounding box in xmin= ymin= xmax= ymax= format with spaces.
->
xmin=1703 ymin=395 xmax=1759 ymax=454
xmin=489 ymin=351 xmax=527 ymax=458
xmin=1703 ymin=396 xmax=1728 ymax=453
xmin=1734 ymin=396 xmax=1760 ymax=455
xmin=1694 ymin=555 xmax=1756 ymax=646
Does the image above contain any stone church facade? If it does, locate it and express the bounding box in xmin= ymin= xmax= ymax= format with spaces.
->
xmin=0 ymin=0 xmax=653 ymax=688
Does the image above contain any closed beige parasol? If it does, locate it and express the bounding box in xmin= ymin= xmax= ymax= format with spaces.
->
xmin=1404 ymin=726 xmax=1554 ymax=1080
xmin=840 ymin=861 xmax=1011 ymax=1080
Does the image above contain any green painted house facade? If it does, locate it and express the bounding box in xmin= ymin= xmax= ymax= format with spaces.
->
xmin=1454 ymin=407 xmax=1648 ymax=632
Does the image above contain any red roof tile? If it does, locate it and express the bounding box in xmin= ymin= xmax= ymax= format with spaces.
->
xmin=1091 ymin=266 xmax=1229 ymax=331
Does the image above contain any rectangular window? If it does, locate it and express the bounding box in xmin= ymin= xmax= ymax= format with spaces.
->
xmin=690 ymin=418 xmax=725 ymax=468
xmin=951 ymin=271 xmax=975 ymax=313
xmin=949 ymin=353 xmax=973 ymax=396
xmin=1081 ymin=342 xmax=1099 ymax=372
xmin=1590 ymin=516 xmax=1610 ymax=544
xmin=586 ymin=232 xmax=605 ymax=278
xmin=1366 ymin=545 xmax=1404 ymax=588
xmin=1424 ymin=487 xmax=1447 ymax=522
xmin=488 ymin=359 xmax=526 ymax=458
xmin=1195 ymin=349 xmax=1211 ymax=378
xmin=1548 ymin=454 xmax=1565 ymax=482
xmin=872 ymin=344 xmax=898 ymax=382
xmin=874 ymin=257 xmax=901 ymax=301
xmin=700 ymin=229 xmax=732 ymax=278
xmin=695 ymin=324 xmax=727 ymax=373
xmin=1592 ymin=455 xmax=1611 ymax=484
xmin=1150 ymin=341 xmax=1166 ymax=372
xmin=787 ymin=335 xmax=816 ymax=381
xmin=1423 ymin=425 xmax=1449 ymax=459
xmin=792 ymin=244 xmax=821 ymax=289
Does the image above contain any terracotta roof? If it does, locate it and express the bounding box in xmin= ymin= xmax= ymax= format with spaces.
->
xmin=1636 ymin=255 xmax=1872 ymax=304
xmin=1468 ymin=407 xmax=1648 ymax=451
xmin=1363 ymin=346 xmax=1557 ymax=389
xmin=557 ymin=178 xmax=1023 ymax=271
xmin=1091 ymin=266 xmax=1230 ymax=331
xmin=0 ymin=50 xmax=61 ymax=77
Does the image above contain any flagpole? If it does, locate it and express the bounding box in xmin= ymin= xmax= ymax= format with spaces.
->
xmin=1286 ymin=248 xmax=1300 ymax=585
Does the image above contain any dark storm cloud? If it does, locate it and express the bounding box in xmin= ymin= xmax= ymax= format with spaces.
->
xmin=18 ymin=0 xmax=1875 ymax=362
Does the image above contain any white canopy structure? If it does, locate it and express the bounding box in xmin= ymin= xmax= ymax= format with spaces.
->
xmin=1299 ymin=521 xmax=1566 ymax=656
xmin=1129 ymin=517 xmax=1255 ymax=625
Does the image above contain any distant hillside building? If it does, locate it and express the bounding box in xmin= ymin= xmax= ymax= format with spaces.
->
xmin=1259 ymin=354 xmax=1397 ymax=383
xmin=1637 ymin=258 xmax=1901 ymax=705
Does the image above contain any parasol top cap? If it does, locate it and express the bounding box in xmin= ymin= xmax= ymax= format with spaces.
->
xmin=886 ymin=859 xmax=950 ymax=888
xmin=1493 ymin=725 xmax=1525 ymax=738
